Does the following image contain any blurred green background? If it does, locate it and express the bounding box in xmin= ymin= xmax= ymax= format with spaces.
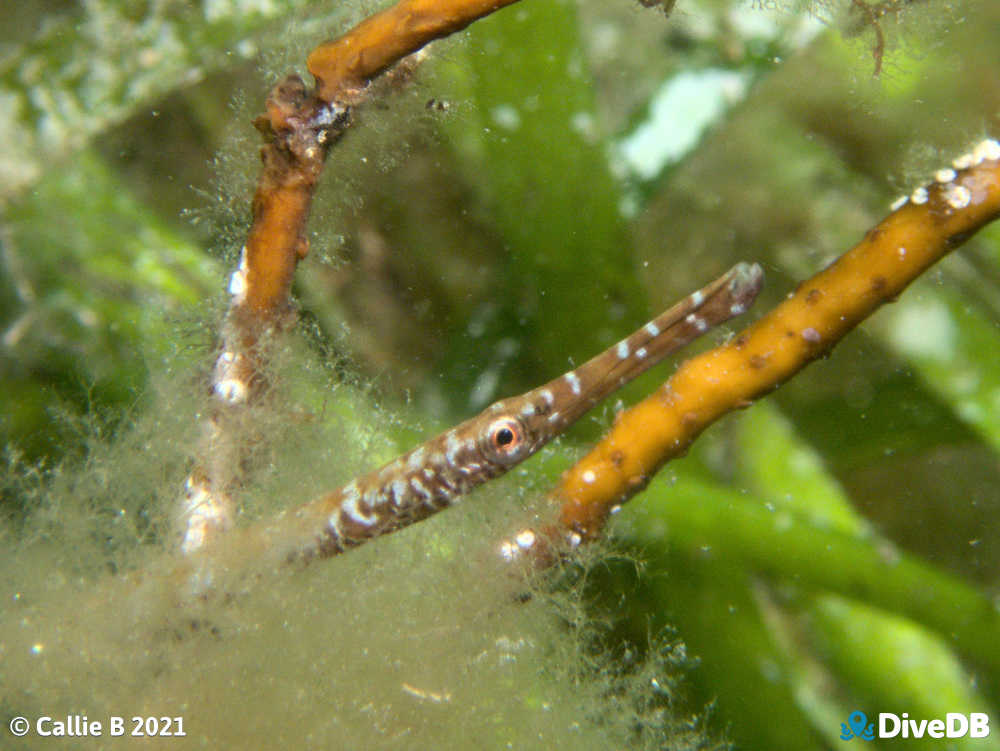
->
xmin=2 ymin=0 xmax=1000 ymax=748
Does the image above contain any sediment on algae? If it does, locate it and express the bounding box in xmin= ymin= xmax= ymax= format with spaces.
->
xmin=0 ymin=335 xmax=717 ymax=751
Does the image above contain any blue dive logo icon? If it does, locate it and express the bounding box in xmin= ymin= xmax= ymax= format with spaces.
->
xmin=841 ymin=711 xmax=875 ymax=741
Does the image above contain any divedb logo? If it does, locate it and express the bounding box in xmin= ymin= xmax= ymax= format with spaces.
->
xmin=840 ymin=711 xmax=991 ymax=741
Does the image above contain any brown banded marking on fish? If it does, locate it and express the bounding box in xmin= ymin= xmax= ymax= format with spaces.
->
xmin=293 ymin=262 xmax=763 ymax=557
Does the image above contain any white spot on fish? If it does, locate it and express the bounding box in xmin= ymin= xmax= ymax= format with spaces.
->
xmin=410 ymin=477 xmax=431 ymax=500
xmin=392 ymin=479 xmax=407 ymax=504
xmin=540 ymin=389 xmax=555 ymax=406
xmin=520 ymin=403 xmax=536 ymax=418
xmin=890 ymin=195 xmax=908 ymax=211
xmin=342 ymin=494 xmax=377 ymax=527
xmin=617 ymin=341 xmax=630 ymax=359
xmin=636 ymin=347 xmax=647 ymax=359
xmin=548 ymin=411 xmax=561 ymax=423
xmin=953 ymin=152 xmax=975 ymax=171
xmin=565 ymin=371 xmax=582 ymax=395
xmin=645 ymin=322 xmax=661 ymax=337
xmin=935 ymin=168 xmax=956 ymax=183
xmin=910 ymin=186 xmax=928 ymax=205
xmin=943 ymin=183 xmax=972 ymax=210
xmin=973 ymin=138 xmax=1000 ymax=164
xmin=445 ymin=432 xmax=462 ymax=464
xmin=582 ymin=469 xmax=596 ymax=484
xmin=686 ymin=313 xmax=708 ymax=332
xmin=407 ymin=447 xmax=427 ymax=471
xmin=362 ymin=489 xmax=381 ymax=511
xmin=690 ymin=289 xmax=705 ymax=306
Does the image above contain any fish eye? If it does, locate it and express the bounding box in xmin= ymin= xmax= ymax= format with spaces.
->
xmin=482 ymin=417 xmax=528 ymax=465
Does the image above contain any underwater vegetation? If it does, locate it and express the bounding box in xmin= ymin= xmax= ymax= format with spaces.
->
xmin=2 ymin=0 xmax=1000 ymax=748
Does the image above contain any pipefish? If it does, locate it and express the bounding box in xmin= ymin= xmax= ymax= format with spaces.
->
xmin=269 ymin=262 xmax=763 ymax=560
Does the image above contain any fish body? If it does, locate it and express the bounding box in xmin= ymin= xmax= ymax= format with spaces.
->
xmin=296 ymin=262 xmax=763 ymax=556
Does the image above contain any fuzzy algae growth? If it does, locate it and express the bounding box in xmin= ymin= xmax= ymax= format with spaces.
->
xmin=0 ymin=335 xmax=713 ymax=750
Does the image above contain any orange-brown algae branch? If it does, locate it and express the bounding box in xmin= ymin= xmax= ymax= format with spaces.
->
xmin=241 ymin=77 xmax=346 ymax=320
xmin=247 ymin=0 xmax=525 ymax=318
xmin=180 ymin=0 xmax=524 ymax=555
xmin=242 ymin=0 xmax=526 ymax=320
xmin=307 ymin=0 xmax=522 ymax=102
xmin=177 ymin=78 xmax=346 ymax=555
xmin=226 ymin=0 xmax=528 ymax=379
xmin=557 ymin=141 xmax=1000 ymax=540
